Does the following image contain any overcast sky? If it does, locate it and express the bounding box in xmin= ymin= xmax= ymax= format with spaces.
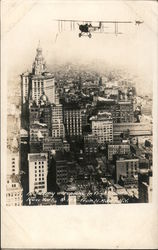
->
xmin=2 ymin=0 xmax=158 ymax=95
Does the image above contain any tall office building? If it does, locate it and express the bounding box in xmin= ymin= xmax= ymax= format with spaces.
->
xmin=108 ymin=143 xmax=130 ymax=160
xmin=52 ymin=152 xmax=68 ymax=185
xmin=96 ymin=99 xmax=134 ymax=124
xmin=7 ymin=150 xmax=20 ymax=176
xmin=29 ymin=123 xmax=49 ymax=142
xmin=84 ymin=134 xmax=98 ymax=154
xmin=64 ymin=104 xmax=82 ymax=138
xmin=39 ymin=93 xmax=52 ymax=134
xmin=91 ymin=112 xmax=113 ymax=144
xmin=29 ymin=101 xmax=40 ymax=126
xmin=138 ymin=169 xmax=152 ymax=202
xmin=51 ymin=103 xmax=65 ymax=139
xmin=21 ymin=43 xmax=55 ymax=106
xmin=6 ymin=175 xmax=23 ymax=206
xmin=118 ymin=100 xmax=134 ymax=123
xmin=6 ymin=149 xmax=23 ymax=206
xmin=114 ymin=156 xmax=139 ymax=186
xmin=28 ymin=153 xmax=48 ymax=194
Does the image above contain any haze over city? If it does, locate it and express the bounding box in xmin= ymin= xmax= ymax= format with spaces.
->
xmin=3 ymin=0 xmax=157 ymax=96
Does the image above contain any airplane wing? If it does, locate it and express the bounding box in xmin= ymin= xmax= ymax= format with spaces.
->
xmin=53 ymin=19 xmax=140 ymax=35
xmin=53 ymin=19 xmax=132 ymax=23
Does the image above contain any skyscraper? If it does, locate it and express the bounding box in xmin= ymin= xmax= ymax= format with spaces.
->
xmin=28 ymin=153 xmax=48 ymax=194
xmin=6 ymin=175 xmax=23 ymax=206
xmin=51 ymin=103 xmax=65 ymax=138
xmin=7 ymin=149 xmax=20 ymax=176
xmin=64 ymin=103 xmax=82 ymax=139
xmin=21 ymin=43 xmax=55 ymax=106
xmin=91 ymin=112 xmax=113 ymax=144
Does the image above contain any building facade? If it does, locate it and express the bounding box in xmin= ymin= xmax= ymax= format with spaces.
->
xmin=28 ymin=153 xmax=48 ymax=194
xmin=29 ymin=123 xmax=49 ymax=142
xmin=91 ymin=112 xmax=113 ymax=144
xmin=56 ymin=161 xmax=68 ymax=185
xmin=64 ymin=105 xmax=82 ymax=138
xmin=138 ymin=169 xmax=152 ymax=202
xmin=6 ymin=175 xmax=23 ymax=206
xmin=7 ymin=150 xmax=20 ymax=176
xmin=21 ymin=44 xmax=55 ymax=106
xmin=108 ymin=143 xmax=130 ymax=160
xmin=29 ymin=101 xmax=40 ymax=126
xmin=113 ymin=122 xmax=152 ymax=137
xmin=115 ymin=156 xmax=139 ymax=185
xmin=118 ymin=101 xmax=134 ymax=123
xmin=51 ymin=104 xmax=65 ymax=138
xmin=84 ymin=134 xmax=98 ymax=154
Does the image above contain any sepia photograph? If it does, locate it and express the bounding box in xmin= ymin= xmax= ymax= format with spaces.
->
xmin=1 ymin=0 xmax=158 ymax=249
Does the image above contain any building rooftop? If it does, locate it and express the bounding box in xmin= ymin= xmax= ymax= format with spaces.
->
xmin=20 ymin=129 xmax=28 ymax=136
xmin=63 ymin=102 xmax=81 ymax=109
xmin=118 ymin=101 xmax=132 ymax=105
xmin=31 ymin=72 xmax=54 ymax=80
xmin=30 ymin=122 xmax=48 ymax=129
xmin=115 ymin=154 xmax=139 ymax=161
xmin=28 ymin=153 xmax=47 ymax=162
xmin=90 ymin=112 xmax=112 ymax=121
xmin=108 ymin=142 xmax=129 ymax=146
xmin=98 ymin=97 xmax=115 ymax=102
xmin=6 ymin=175 xmax=23 ymax=191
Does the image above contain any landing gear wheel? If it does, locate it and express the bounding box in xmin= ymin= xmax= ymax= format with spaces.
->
xmin=88 ymin=33 xmax=92 ymax=38
xmin=79 ymin=33 xmax=82 ymax=38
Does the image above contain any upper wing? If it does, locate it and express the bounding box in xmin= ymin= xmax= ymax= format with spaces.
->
xmin=100 ymin=21 xmax=132 ymax=23
xmin=54 ymin=19 xmax=140 ymax=34
xmin=53 ymin=19 xmax=132 ymax=23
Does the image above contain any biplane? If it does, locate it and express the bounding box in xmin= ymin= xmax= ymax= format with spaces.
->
xmin=54 ymin=19 xmax=143 ymax=38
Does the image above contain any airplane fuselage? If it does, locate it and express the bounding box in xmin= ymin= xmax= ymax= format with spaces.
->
xmin=79 ymin=24 xmax=89 ymax=33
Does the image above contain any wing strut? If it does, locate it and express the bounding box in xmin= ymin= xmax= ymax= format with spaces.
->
xmin=115 ymin=22 xmax=118 ymax=35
